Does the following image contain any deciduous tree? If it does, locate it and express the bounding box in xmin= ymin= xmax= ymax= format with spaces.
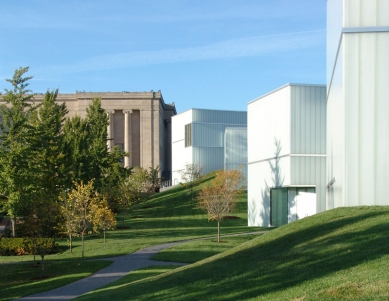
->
xmin=64 ymin=181 xmax=99 ymax=258
xmin=197 ymin=169 xmax=245 ymax=242
xmin=179 ymin=163 xmax=203 ymax=203
xmin=92 ymin=198 xmax=116 ymax=243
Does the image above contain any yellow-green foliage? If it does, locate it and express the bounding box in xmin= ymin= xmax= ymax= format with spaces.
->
xmin=0 ymin=238 xmax=57 ymax=256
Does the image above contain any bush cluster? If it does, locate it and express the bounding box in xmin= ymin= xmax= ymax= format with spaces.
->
xmin=0 ymin=238 xmax=58 ymax=256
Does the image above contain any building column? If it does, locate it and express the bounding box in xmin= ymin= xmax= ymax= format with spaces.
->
xmin=106 ymin=110 xmax=115 ymax=151
xmin=123 ymin=110 xmax=132 ymax=168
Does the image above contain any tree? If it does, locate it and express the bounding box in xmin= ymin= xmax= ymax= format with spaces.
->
xmin=100 ymin=146 xmax=131 ymax=212
xmin=25 ymin=89 xmax=68 ymax=238
xmin=116 ymin=167 xmax=148 ymax=223
xmin=179 ymin=163 xmax=203 ymax=202
xmin=30 ymin=89 xmax=68 ymax=196
xmin=62 ymin=98 xmax=127 ymax=193
xmin=62 ymin=115 xmax=90 ymax=188
xmin=0 ymin=67 xmax=37 ymax=237
xmin=64 ymin=181 xmax=99 ymax=258
xmin=92 ymin=198 xmax=116 ymax=243
xmin=84 ymin=97 xmax=110 ymax=191
xmin=197 ymin=169 xmax=245 ymax=243
xmin=59 ymin=189 xmax=78 ymax=253
xmin=147 ymin=165 xmax=161 ymax=193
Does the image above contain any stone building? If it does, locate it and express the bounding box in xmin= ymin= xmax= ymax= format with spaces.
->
xmin=24 ymin=91 xmax=176 ymax=180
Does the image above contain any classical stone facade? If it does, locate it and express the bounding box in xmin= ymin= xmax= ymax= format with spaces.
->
xmin=11 ymin=91 xmax=176 ymax=180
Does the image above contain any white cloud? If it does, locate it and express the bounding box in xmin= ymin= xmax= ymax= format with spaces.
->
xmin=44 ymin=29 xmax=325 ymax=74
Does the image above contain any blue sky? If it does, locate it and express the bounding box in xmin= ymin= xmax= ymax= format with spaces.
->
xmin=0 ymin=0 xmax=326 ymax=113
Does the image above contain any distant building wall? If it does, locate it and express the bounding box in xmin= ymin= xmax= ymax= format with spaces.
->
xmin=0 ymin=91 xmax=176 ymax=180
xmin=172 ymin=108 xmax=247 ymax=185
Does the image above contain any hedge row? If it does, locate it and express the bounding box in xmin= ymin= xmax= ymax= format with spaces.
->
xmin=0 ymin=238 xmax=58 ymax=256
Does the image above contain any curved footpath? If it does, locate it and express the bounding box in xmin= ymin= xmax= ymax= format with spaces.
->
xmin=15 ymin=232 xmax=265 ymax=301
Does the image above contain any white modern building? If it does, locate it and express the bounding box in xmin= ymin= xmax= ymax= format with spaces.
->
xmin=326 ymin=0 xmax=389 ymax=208
xmin=172 ymin=108 xmax=247 ymax=185
xmin=248 ymin=84 xmax=326 ymax=227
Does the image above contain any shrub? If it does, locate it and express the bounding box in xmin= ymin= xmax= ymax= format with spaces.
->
xmin=0 ymin=238 xmax=58 ymax=256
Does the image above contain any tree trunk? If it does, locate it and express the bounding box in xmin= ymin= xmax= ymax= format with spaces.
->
xmin=11 ymin=218 xmax=16 ymax=237
xmin=33 ymin=243 xmax=36 ymax=264
xmin=81 ymin=232 xmax=85 ymax=258
xmin=69 ymin=234 xmax=72 ymax=253
xmin=41 ymin=255 xmax=45 ymax=277
xmin=217 ymin=220 xmax=220 ymax=243
xmin=104 ymin=229 xmax=106 ymax=243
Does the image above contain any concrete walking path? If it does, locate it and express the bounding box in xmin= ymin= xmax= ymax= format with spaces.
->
xmin=15 ymin=232 xmax=266 ymax=301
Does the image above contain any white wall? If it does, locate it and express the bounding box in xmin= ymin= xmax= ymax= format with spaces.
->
xmin=327 ymin=0 xmax=389 ymax=208
xmin=248 ymin=84 xmax=326 ymax=227
xmin=171 ymin=110 xmax=193 ymax=184
xmin=248 ymin=85 xmax=292 ymax=227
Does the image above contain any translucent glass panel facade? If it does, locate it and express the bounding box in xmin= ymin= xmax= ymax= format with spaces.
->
xmin=172 ymin=108 xmax=247 ymax=183
xmin=190 ymin=109 xmax=247 ymax=176
xmin=224 ymin=127 xmax=247 ymax=184
xmin=326 ymin=0 xmax=389 ymax=208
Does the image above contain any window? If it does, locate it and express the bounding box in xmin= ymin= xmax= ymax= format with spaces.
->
xmin=270 ymin=188 xmax=288 ymax=227
xmin=185 ymin=123 xmax=192 ymax=147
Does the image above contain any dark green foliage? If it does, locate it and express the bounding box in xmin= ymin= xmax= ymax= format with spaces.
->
xmin=0 ymin=67 xmax=38 ymax=235
xmin=85 ymin=97 xmax=110 ymax=190
xmin=63 ymin=115 xmax=90 ymax=187
xmin=62 ymin=98 xmax=128 ymax=193
xmin=30 ymin=89 xmax=68 ymax=195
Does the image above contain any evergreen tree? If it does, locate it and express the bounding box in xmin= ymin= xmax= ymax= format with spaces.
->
xmin=63 ymin=115 xmax=89 ymax=187
xmin=28 ymin=89 xmax=68 ymax=237
xmin=0 ymin=67 xmax=37 ymax=236
xmin=85 ymin=97 xmax=110 ymax=190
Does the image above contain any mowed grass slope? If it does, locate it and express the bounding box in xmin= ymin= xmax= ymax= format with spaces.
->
xmin=0 ymin=173 xmax=263 ymax=300
xmin=0 ymin=173 xmax=259 ymax=263
xmin=76 ymin=206 xmax=389 ymax=301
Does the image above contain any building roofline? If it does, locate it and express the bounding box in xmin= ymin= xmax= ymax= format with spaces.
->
xmin=248 ymin=83 xmax=326 ymax=105
xmin=174 ymin=107 xmax=247 ymax=117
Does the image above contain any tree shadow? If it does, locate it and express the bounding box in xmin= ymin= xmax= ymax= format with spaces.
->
xmin=107 ymin=208 xmax=389 ymax=301
xmin=258 ymin=138 xmax=284 ymax=226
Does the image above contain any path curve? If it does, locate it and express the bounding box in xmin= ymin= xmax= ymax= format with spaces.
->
xmin=15 ymin=232 xmax=265 ymax=301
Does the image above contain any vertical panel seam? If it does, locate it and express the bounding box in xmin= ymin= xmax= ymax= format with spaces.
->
xmin=373 ymin=31 xmax=377 ymax=205
xmin=356 ymin=33 xmax=360 ymax=207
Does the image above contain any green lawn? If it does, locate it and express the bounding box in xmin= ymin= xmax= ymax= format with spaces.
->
xmin=0 ymin=174 xmax=263 ymax=300
xmin=0 ymin=174 xmax=258 ymax=263
xmin=0 ymin=260 xmax=112 ymax=301
xmin=152 ymin=235 xmax=259 ymax=263
xmin=74 ymin=206 xmax=389 ymax=301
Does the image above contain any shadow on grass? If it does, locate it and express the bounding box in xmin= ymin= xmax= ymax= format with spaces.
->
xmin=93 ymin=208 xmax=389 ymax=300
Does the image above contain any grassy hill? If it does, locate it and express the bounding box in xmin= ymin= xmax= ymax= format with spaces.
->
xmin=0 ymin=173 xmax=258 ymax=263
xmin=76 ymin=206 xmax=389 ymax=301
xmin=0 ymin=173 xmax=263 ymax=300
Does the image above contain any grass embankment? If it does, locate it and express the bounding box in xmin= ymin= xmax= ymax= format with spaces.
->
xmin=0 ymin=261 xmax=111 ymax=300
xmin=0 ymin=174 xmax=257 ymax=264
xmin=0 ymin=173 xmax=262 ymax=300
xmin=76 ymin=206 xmax=389 ymax=301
